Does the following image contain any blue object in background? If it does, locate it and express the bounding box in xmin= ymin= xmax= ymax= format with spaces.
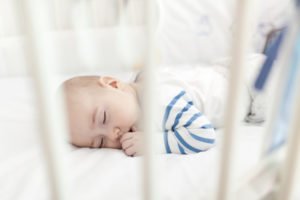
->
xmin=255 ymin=27 xmax=287 ymax=91
xmin=267 ymin=33 xmax=300 ymax=154
xmin=296 ymin=0 xmax=300 ymax=8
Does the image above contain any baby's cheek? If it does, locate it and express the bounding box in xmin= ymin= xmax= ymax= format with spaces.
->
xmin=105 ymin=139 xmax=122 ymax=149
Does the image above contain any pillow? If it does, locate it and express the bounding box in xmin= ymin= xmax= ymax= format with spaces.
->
xmin=211 ymin=53 xmax=267 ymax=123
xmin=157 ymin=0 xmax=233 ymax=65
xmin=156 ymin=0 xmax=292 ymax=65
xmin=251 ymin=0 xmax=292 ymax=53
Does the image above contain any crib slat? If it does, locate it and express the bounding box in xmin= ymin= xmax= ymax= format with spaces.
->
xmin=277 ymin=79 xmax=300 ymax=200
xmin=260 ymin=8 xmax=300 ymax=158
xmin=22 ymin=1 xmax=69 ymax=200
xmin=0 ymin=0 xmax=24 ymax=37
xmin=216 ymin=0 xmax=258 ymax=200
xmin=142 ymin=0 xmax=159 ymax=200
xmin=53 ymin=0 xmax=72 ymax=29
xmin=276 ymin=10 xmax=300 ymax=198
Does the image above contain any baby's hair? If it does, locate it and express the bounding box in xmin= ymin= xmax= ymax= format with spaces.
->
xmin=59 ymin=76 xmax=102 ymax=101
xmin=63 ymin=76 xmax=100 ymax=89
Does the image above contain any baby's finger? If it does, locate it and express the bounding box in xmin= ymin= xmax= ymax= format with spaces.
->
xmin=124 ymin=146 xmax=136 ymax=156
xmin=121 ymin=139 xmax=133 ymax=150
xmin=120 ymin=132 xmax=135 ymax=144
xmin=133 ymin=152 xmax=141 ymax=157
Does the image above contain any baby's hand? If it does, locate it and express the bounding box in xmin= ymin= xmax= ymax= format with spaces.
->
xmin=120 ymin=131 xmax=143 ymax=157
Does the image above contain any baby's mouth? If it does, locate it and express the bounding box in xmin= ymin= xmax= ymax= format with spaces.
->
xmin=129 ymin=125 xmax=138 ymax=132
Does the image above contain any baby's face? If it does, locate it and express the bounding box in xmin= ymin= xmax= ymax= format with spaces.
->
xmin=64 ymin=76 xmax=140 ymax=149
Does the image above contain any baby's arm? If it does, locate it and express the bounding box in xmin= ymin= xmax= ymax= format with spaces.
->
xmin=120 ymin=125 xmax=215 ymax=156
xmin=163 ymin=124 xmax=215 ymax=154
xmin=161 ymin=95 xmax=216 ymax=154
xmin=120 ymin=131 xmax=166 ymax=156
xmin=120 ymin=114 xmax=215 ymax=156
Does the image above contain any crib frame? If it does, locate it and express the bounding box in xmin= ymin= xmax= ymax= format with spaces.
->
xmin=10 ymin=0 xmax=300 ymax=199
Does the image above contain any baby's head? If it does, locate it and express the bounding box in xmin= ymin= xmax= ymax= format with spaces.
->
xmin=62 ymin=75 xmax=140 ymax=149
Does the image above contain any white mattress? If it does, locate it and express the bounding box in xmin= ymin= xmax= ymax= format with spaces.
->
xmin=0 ymin=76 xmax=266 ymax=200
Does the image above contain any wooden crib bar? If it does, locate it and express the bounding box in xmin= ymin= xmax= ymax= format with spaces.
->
xmin=22 ymin=1 xmax=70 ymax=200
xmin=216 ymin=0 xmax=258 ymax=200
xmin=278 ymin=76 xmax=300 ymax=200
xmin=142 ymin=0 xmax=159 ymax=199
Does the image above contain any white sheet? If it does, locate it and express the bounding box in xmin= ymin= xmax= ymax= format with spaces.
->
xmin=0 ymin=76 xmax=269 ymax=200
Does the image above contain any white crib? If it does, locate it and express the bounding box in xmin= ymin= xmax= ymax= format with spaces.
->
xmin=0 ymin=0 xmax=299 ymax=200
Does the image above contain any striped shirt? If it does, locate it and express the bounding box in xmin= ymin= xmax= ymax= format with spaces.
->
xmin=135 ymin=58 xmax=258 ymax=154
xmin=136 ymin=66 xmax=234 ymax=154
xmin=162 ymin=90 xmax=216 ymax=154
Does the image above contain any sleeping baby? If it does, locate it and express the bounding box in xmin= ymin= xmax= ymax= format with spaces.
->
xmin=62 ymin=62 xmax=260 ymax=156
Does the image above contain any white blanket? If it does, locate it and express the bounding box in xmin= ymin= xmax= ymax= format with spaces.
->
xmin=0 ymin=76 xmax=267 ymax=200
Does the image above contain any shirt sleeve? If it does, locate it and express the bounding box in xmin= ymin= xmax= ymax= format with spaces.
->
xmin=158 ymin=90 xmax=216 ymax=154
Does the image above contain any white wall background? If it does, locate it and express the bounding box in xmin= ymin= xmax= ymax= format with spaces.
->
xmin=0 ymin=0 xmax=146 ymax=76
xmin=0 ymin=0 xmax=292 ymax=76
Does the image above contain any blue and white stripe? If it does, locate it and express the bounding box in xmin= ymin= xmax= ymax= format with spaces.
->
xmin=163 ymin=90 xmax=216 ymax=154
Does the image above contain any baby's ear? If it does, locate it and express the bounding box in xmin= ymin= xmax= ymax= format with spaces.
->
xmin=98 ymin=76 xmax=119 ymax=89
